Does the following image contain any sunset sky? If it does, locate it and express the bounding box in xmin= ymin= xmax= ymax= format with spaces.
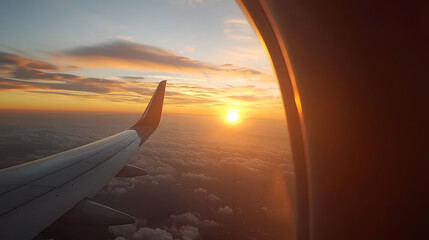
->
xmin=0 ymin=0 xmax=285 ymax=119
xmin=0 ymin=2 xmax=294 ymax=239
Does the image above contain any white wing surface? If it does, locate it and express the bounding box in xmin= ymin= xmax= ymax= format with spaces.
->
xmin=0 ymin=80 xmax=167 ymax=240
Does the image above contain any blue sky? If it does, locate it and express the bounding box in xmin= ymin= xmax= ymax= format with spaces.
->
xmin=1 ymin=0 xmax=254 ymax=63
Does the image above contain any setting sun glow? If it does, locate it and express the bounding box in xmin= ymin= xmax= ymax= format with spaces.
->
xmin=226 ymin=111 xmax=239 ymax=122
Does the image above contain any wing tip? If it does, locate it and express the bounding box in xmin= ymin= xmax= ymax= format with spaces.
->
xmin=130 ymin=80 xmax=166 ymax=141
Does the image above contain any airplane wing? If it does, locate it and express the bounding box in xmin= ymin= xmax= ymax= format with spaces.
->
xmin=0 ymin=80 xmax=167 ymax=240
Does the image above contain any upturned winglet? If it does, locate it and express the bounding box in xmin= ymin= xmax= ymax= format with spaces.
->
xmin=131 ymin=80 xmax=166 ymax=143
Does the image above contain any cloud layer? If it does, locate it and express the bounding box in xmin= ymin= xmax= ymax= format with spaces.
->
xmin=1 ymin=112 xmax=295 ymax=239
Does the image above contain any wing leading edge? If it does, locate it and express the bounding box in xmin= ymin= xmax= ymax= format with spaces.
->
xmin=0 ymin=80 xmax=166 ymax=240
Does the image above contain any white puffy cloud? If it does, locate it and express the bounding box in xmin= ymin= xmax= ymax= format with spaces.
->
xmin=193 ymin=187 xmax=208 ymax=194
xmin=102 ymin=177 xmax=140 ymax=195
xmin=181 ymin=172 xmax=216 ymax=181
xmin=153 ymin=173 xmax=175 ymax=182
xmin=170 ymin=212 xmax=220 ymax=230
xmin=217 ymin=206 xmax=233 ymax=215
xmin=169 ymin=212 xmax=218 ymax=239
xmin=170 ymin=212 xmax=200 ymax=226
xmin=109 ymin=223 xmax=137 ymax=238
xmin=260 ymin=206 xmax=269 ymax=212
xmin=201 ymin=219 xmax=220 ymax=228
xmin=132 ymin=227 xmax=173 ymax=240
xmin=207 ymin=193 xmax=221 ymax=202
xmin=178 ymin=225 xmax=200 ymax=240
xmin=192 ymin=187 xmax=221 ymax=202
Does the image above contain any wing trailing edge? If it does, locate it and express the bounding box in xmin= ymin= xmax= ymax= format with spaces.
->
xmin=59 ymin=200 xmax=134 ymax=226
xmin=115 ymin=164 xmax=147 ymax=177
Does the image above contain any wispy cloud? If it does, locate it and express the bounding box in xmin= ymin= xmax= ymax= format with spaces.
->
xmin=172 ymin=0 xmax=204 ymax=5
xmin=188 ymin=0 xmax=204 ymax=4
xmin=115 ymin=35 xmax=134 ymax=41
xmin=120 ymin=76 xmax=145 ymax=81
xmin=0 ymin=52 xmax=76 ymax=72
xmin=224 ymin=19 xmax=254 ymax=41
xmin=54 ymin=40 xmax=261 ymax=76
xmin=0 ymin=77 xmax=111 ymax=94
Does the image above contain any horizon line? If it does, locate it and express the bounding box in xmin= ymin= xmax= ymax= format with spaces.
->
xmin=0 ymin=108 xmax=286 ymax=121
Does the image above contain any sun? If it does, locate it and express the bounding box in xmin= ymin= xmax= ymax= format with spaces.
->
xmin=226 ymin=111 xmax=239 ymax=122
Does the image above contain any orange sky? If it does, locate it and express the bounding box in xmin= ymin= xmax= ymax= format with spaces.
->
xmin=0 ymin=81 xmax=286 ymax=119
xmin=0 ymin=1 xmax=285 ymax=120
